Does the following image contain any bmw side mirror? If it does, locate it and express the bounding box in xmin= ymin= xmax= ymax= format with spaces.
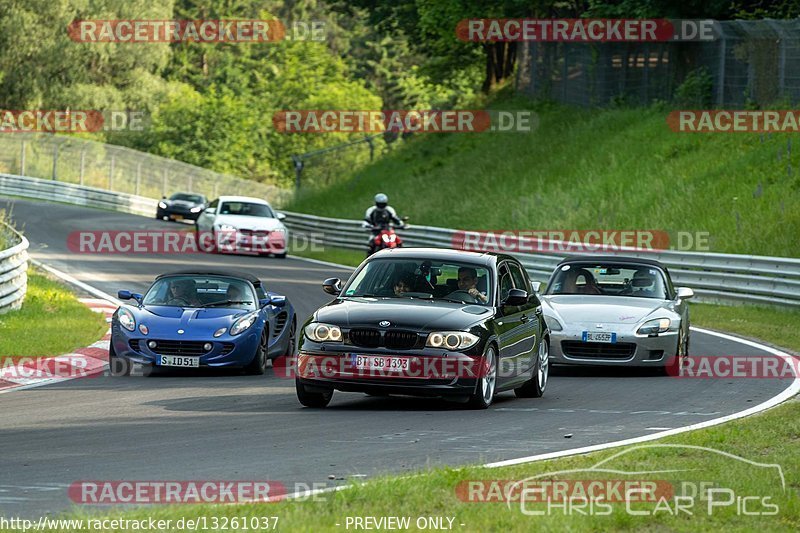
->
xmin=323 ymin=278 xmax=342 ymax=296
xmin=502 ymin=288 xmax=528 ymax=307
xmin=269 ymin=295 xmax=287 ymax=307
xmin=676 ymin=287 xmax=694 ymax=300
xmin=276 ymin=212 xmax=286 ymax=221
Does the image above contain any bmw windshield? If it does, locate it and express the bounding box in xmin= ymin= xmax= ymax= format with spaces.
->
xmin=343 ymin=258 xmax=493 ymax=305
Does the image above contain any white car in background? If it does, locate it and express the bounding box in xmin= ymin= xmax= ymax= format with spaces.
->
xmin=195 ymin=196 xmax=288 ymax=258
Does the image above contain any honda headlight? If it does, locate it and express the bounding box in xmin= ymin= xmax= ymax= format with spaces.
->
xmin=230 ymin=313 xmax=257 ymax=336
xmin=426 ymin=331 xmax=479 ymax=351
xmin=117 ymin=308 xmax=135 ymax=332
xmin=544 ymin=316 xmax=563 ymax=332
xmin=218 ymin=224 xmax=237 ymax=232
xmin=158 ymin=201 xmax=167 ymax=209
xmin=304 ymin=323 xmax=343 ymax=342
xmin=637 ymin=318 xmax=671 ymax=335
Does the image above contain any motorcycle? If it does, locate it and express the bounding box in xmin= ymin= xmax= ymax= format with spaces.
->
xmin=364 ymin=217 xmax=409 ymax=256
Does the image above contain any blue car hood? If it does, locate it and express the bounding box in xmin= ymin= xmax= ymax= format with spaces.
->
xmin=134 ymin=305 xmax=251 ymax=337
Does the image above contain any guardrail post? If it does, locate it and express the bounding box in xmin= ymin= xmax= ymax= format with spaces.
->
xmin=136 ymin=161 xmax=142 ymax=196
xmin=19 ymin=140 xmax=26 ymax=176
xmin=162 ymin=168 xmax=168 ymax=196
xmin=79 ymin=148 xmax=85 ymax=186
xmin=108 ymin=155 xmax=115 ymax=190
xmin=51 ymin=142 xmax=59 ymax=180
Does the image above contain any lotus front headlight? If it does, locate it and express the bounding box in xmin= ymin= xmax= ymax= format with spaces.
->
xmin=230 ymin=313 xmax=257 ymax=336
xmin=426 ymin=331 xmax=479 ymax=351
xmin=637 ymin=318 xmax=671 ymax=335
xmin=117 ymin=308 xmax=135 ymax=332
xmin=304 ymin=323 xmax=343 ymax=342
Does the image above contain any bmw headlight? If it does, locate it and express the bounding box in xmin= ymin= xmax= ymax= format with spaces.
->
xmin=637 ymin=318 xmax=671 ymax=335
xmin=304 ymin=323 xmax=343 ymax=342
xmin=230 ymin=313 xmax=257 ymax=336
xmin=158 ymin=201 xmax=167 ymax=209
xmin=426 ymin=331 xmax=479 ymax=351
xmin=117 ymin=308 xmax=135 ymax=332
xmin=544 ymin=316 xmax=563 ymax=332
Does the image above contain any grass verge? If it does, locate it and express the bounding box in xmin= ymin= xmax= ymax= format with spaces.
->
xmin=0 ymin=269 xmax=108 ymax=359
xmin=287 ymin=98 xmax=800 ymax=257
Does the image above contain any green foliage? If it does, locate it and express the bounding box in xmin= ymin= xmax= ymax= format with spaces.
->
xmin=674 ymin=67 xmax=713 ymax=108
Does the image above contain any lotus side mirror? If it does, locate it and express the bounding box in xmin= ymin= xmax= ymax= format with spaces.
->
xmin=502 ymin=288 xmax=528 ymax=307
xmin=322 ymin=277 xmax=342 ymax=296
xmin=118 ymin=290 xmax=143 ymax=304
xmin=269 ymin=295 xmax=287 ymax=307
xmin=676 ymin=287 xmax=694 ymax=300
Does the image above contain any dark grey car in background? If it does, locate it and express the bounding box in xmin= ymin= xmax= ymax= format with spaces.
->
xmin=156 ymin=192 xmax=208 ymax=222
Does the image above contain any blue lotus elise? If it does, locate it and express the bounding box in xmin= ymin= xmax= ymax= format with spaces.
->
xmin=109 ymin=270 xmax=296 ymax=376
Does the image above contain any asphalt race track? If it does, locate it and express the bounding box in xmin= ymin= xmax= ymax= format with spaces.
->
xmin=0 ymin=198 xmax=794 ymax=517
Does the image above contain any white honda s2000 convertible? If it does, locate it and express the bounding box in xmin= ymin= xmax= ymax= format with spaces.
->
xmin=541 ymin=256 xmax=693 ymax=374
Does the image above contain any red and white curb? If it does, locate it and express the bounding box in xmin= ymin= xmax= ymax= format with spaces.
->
xmin=0 ymin=298 xmax=114 ymax=393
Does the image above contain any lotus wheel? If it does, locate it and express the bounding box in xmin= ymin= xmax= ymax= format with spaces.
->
xmin=245 ymin=331 xmax=268 ymax=375
xmin=108 ymin=342 xmax=131 ymax=377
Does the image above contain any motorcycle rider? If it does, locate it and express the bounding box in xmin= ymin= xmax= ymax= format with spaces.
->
xmin=364 ymin=193 xmax=405 ymax=254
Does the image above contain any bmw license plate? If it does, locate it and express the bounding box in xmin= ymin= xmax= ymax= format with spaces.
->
xmin=353 ymin=355 xmax=409 ymax=371
xmin=582 ymin=331 xmax=617 ymax=343
xmin=158 ymin=355 xmax=199 ymax=367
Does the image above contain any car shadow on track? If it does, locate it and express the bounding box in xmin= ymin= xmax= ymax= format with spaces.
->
xmin=550 ymin=365 xmax=667 ymax=378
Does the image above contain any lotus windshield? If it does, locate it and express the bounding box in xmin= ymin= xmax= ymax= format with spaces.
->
xmin=143 ymin=276 xmax=257 ymax=310
xmin=343 ymin=259 xmax=493 ymax=305
xmin=547 ymin=263 xmax=669 ymax=299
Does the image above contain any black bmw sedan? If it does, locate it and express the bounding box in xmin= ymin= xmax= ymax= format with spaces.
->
xmin=295 ymin=248 xmax=549 ymax=409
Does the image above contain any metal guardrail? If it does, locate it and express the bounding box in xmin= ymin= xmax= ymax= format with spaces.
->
xmin=2 ymin=171 xmax=799 ymax=308
xmin=0 ymin=221 xmax=28 ymax=314
xmin=1 ymin=173 xmax=157 ymax=217
xmin=282 ymin=211 xmax=800 ymax=308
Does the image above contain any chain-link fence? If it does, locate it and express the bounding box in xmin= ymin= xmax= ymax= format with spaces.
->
xmin=516 ymin=20 xmax=800 ymax=108
xmin=0 ymin=134 xmax=292 ymax=207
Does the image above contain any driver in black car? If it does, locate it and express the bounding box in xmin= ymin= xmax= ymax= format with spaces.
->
xmin=447 ymin=267 xmax=488 ymax=303
xmin=167 ymin=279 xmax=202 ymax=307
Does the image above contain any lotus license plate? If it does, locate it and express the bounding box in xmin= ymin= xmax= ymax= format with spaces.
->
xmin=158 ymin=355 xmax=199 ymax=367
xmin=582 ymin=331 xmax=617 ymax=343
xmin=353 ymin=355 xmax=410 ymax=371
